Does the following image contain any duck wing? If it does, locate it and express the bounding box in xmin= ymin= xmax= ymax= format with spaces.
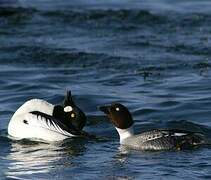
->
xmin=27 ymin=111 xmax=82 ymax=137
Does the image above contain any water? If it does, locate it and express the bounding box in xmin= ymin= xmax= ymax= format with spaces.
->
xmin=1 ymin=0 xmax=211 ymax=179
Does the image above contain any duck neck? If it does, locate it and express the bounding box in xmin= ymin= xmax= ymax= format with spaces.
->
xmin=115 ymin=126 xmax=134 ymax=144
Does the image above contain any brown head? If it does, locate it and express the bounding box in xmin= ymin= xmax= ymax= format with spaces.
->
xmin=99 ymin=103 xmax=134 ymax=129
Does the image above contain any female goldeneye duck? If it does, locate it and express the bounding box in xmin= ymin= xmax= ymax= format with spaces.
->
xmin=8 ymin=91 xmax=87 ymax=142
xmin=99 ymin=103 xmax=207 ymax=151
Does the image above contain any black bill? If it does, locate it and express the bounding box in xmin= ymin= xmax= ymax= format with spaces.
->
xmin=98 ymin=105 xmax=111 ymax=115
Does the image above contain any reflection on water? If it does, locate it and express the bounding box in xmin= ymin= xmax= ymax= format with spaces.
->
xmin=4 ymin=139 xmax=87 ymax=179
xmin=6 ymin=142 xmax=62 ymax=177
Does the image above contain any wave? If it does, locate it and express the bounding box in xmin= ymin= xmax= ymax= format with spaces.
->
xmin=1 ymin=6 xmax=211 ymax=30
xmin=0 ymin=46 xmax=105 ymax=66
xmin=1 ymin=6 xmax=211 ymax=26
xmin=0 ymin=7 xmax=166 ymax=27
xmin=0 ymin=6 xmax=37 ymax=17
xmin=42 ymin=9 xmax=166 ymax=25
xmin=0 ymin=45 xmax=210 ymax=77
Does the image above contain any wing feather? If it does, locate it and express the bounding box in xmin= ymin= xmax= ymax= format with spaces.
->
xmin=27 ymin=111 xmax=81 ymax=137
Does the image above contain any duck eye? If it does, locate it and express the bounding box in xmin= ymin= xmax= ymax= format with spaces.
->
xmin=70 ymin=113 xmax=75 ymax=118
xmin=115 ymin=107 xmax=120 ymax=111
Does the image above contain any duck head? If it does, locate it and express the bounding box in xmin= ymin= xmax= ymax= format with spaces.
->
xmin=99 ymin=103 xmax=134 ymax=129
xmin=62 ymin=90 xmax=86 ymax=131
xmin=99 ymin=103 xmax=134 ymax=142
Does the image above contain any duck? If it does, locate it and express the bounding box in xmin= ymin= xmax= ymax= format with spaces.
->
xmin=8 ymin=91 xmax=88 ymax=142
xmin=99 ymin=103 xmax=208 ymax=151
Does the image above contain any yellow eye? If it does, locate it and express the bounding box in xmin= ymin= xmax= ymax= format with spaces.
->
xmin=71 ymin=113 xmax=75 ymax=118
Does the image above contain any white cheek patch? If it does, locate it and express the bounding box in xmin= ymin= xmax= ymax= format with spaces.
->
xmin=64 ymin=106 xmax=73 ymax=112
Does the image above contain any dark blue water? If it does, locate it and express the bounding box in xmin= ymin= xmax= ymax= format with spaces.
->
xmin=1 ymin=0 xmax=211 ymax=179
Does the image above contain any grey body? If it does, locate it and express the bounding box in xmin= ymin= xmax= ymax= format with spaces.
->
xmin=121 ymin=129 xmax=205 ymax=150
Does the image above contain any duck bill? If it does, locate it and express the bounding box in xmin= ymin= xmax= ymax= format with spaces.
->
xmin=99 ymin=105 xmax=111 ymax=115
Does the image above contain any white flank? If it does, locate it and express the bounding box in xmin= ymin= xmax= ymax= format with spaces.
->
xmin=8 ymin=99 xmax=75 ymax=141
xmin=13 ymin=99 xmax=54 ymax=116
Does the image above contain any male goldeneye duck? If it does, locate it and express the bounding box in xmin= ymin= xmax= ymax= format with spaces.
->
xmin=99 ymin=103 xmax=207 ymax=151
xmin=8 ymin=91 xmax=87 ymax=142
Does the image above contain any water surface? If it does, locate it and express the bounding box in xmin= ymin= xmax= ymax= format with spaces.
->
xmin=1 ymin=0 xmax=211 ymax=179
